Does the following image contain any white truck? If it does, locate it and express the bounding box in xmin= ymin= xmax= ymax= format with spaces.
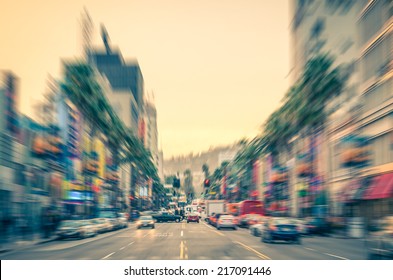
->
xmin=204 ymin=200 xmax=226 ymax=222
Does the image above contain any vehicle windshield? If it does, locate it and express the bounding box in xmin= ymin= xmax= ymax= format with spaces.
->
xmin=273 ymin=218 xmax=295 ymax=225
xmin=140 ymin=216 xmax=153 ymax=220
xmin=60 ymin=220 xmax=81 ymax=227
xmin=99 ymin=211 xmax=117 ymax=218
xmin=220 ymin=215 xmax=233 ymax=219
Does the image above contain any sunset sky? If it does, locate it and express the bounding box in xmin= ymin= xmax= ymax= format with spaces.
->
xmin=0 ymin=0 xmax=291 ymax=159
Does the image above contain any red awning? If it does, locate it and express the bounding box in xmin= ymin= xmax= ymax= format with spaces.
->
xmin=363 ymin=173 xmax=393 ymax=200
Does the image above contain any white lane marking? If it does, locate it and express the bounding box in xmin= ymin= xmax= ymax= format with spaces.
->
xmin=203 ymin=223 xmax=216 ymax=230
xmin=119 ymin=246 xmax=126 ymax=250
xmin=128 ymin=241 xmax=135 ymax=246
xmin=324 ymin=253 xmax=348 ymax=260
xmin=304 ymin=247 xmax=316 ymax=251
xmin=102 ymin=252 xmax=115 ymax=259
xmin=181 ymin=230 xmax=183 ymax=237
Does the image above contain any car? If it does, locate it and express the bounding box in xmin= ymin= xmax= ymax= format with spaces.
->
xmin=216 ymin=214 xmax=237 ymax=230
xmin=56 ymin=220 xmax=90 ymax=239
xmin=238 ymin=214 xmax=263 ymax=228
xmin=118 ymin=213 xmax=129 ymax=228
xmin=152 ymin=212 xmax=182 ymax=223
xmin=79 ymin=219 xmax=98 ymax=238
xmin=249 ymin=217 xmax=268 ymax=237
xmin=261 ymin=217 xmax=301 ymax=244
xmin=365 ymin=216 xmax=393 ymax=259
xmin=293 ymin=218 xmax=309 ymax=235
xmin=137 ymin=215 xmax=155 ymax=229
xmin=187 ymin=212 xmax=200 ymax=223
xmin=98 ymin=211 xmax=122 ymax=230
xmin=209 ymin=213 xmax=228 ymax=227
xmin=305 ymin=217 xmax=330 ymax=235
xmin=91 ymin=218 xmax=113 ymax=233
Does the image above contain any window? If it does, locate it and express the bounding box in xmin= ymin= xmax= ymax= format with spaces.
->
xmin=370 ymin=133 xmax=392 ymax=166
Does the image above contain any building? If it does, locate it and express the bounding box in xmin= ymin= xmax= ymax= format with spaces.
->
xmin=351 ymin=0 xmax=393 ymax=220
xmin=0 ymin=71 xmax=24 ymax=236
xmin=288 ymin=0 xmax=363 ymax=217
xmin=88 ymin=27 xmax=148 ymax=211
xmin=88 ymin=28 xmax=143 ymax=131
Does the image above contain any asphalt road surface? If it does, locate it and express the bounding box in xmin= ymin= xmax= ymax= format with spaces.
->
xmin=0 ymin=221 xmax=368 ymax=260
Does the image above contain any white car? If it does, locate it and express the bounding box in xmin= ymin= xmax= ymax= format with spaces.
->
xmin=216 ymin=214 xmax=237 ymax=230
xmin=118 ymin=213 xmax=129 ymax=228
xmin=249 ymin=223 xmax=264 ymax=237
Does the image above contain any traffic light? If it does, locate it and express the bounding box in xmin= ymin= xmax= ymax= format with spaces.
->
xmin=204 ymin=179 xmax=210 ymax=188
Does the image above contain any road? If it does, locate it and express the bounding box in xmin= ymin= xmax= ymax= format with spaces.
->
xmin=0 ymin=221 xmax=367 ymax=260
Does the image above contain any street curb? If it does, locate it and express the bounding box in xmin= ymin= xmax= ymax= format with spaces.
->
xmin=0 ymin=238 xmax=57 ymax=255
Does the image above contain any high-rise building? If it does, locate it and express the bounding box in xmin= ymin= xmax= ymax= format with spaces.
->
xmin=89 ymin=29 xmax=144 ymax=131
xmin=289 ymin=0 xmax=363 ymax=217
xmin=0 ymin=71 xmax=19 ymax=135
xmin=88 ymin=27 xmax=147 ymax=210
xmin=353 ymin=0 xmax=393 ymax=219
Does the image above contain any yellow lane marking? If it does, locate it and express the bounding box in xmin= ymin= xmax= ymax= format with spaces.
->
xmin=233 ymin=241 xmax=271 ymax=260
xmin=180 ymin=240 xmax=188 ymax=259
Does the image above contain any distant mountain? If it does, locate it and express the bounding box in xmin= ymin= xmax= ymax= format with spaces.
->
xmin=163 ymin=144 xmax=240 ymax=195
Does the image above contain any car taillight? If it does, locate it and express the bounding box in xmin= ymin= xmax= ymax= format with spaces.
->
xmin=269 ymin=225 xmax=277 ymax=231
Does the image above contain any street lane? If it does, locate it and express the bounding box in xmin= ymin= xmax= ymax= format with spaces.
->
xmin=0 ymin=221 xmax=367 ymax=260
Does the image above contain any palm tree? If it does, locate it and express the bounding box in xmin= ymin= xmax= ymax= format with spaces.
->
xmin=202 ymin=163 xmax=210 ymax=179
xmin=61 ymin=62 xmax=159 ymax=183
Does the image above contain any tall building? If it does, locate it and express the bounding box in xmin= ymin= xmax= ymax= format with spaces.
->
xmin=0 ymin=71 xmax=19 ymax=135
xmin=88 ymin=27 xmax=147 ymax=211
xmin=0 ymin=71 xmax=21 ymax=228
xmin=88 ymin=28 xmax=143 ymax=131
xmin=144 ymin=100 xmax=159 ymax=167
xmin=353 ymin=0 xmax=393 ymax=220
xmin=289 ymin=0 xmax=363 ymax=217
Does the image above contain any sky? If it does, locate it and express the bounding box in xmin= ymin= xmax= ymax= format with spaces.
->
xmin=1 ymin=0 xmax=291 ymax=159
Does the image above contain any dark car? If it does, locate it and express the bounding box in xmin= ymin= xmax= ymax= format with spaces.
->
xmin=187 ymin=212 xmax=199 ymax=223
xmin=261 ymin=217 xmax=301 ymax=244
xmin=152 ymin=212 xmax=182 ymax=223
xmin=365 ymin=216 xmax=393 ymax=259
xmin=305 ymin=217 xmax=330 ymax=235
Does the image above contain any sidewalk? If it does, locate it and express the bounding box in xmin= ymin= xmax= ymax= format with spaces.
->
xmin=0 ymin=233 xmax=57 ymax=255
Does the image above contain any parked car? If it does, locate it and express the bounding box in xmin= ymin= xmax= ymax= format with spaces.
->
xmin=137 ymin=215 xmax=155 ymax=229
xmin=91 ymin=218 xmax=113 ymax=233
xmin=216 ymin=214 xmax=237 ymax=230
xmin=79 ymin=219 xmax=98 ymax=238
xmin=57 ymin=220 xmax=85 ymax=239
xmin=305 ymin=217 xmax=330 ymax=235
xmin=98 ymin=211 xmax=122 ymax=230
xmin=187 ymin=212 xmax=200 ymax=223
xmin=365 ymin=216 xmax=393 ymax=259
xmin=261 ymin=217 xmax=301 ymax=244
xmin=118 ymin=213 xmax=129 ymax=228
